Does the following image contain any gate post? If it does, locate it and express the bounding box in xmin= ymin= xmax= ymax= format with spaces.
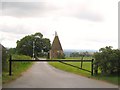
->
xmin=91 ymin=59 xmax=94 ymax=76
xmin=9 ymin=55 xmax=12 ymax=76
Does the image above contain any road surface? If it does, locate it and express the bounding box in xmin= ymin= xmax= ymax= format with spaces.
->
xmin=3 ymin=62 xmax=118 ymax=88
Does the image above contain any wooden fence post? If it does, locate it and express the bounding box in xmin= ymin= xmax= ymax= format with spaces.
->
xmin=91 ymin=59 xmax=94 ymax=76
xmin=81 ymin=60 xmax=83 ymax=69
xmin=9 ymin=55 xmax=12 ymax=76
xmin=80 ymin=55 xmax=84 ymax=68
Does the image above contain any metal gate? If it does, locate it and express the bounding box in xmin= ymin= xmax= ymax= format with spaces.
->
xmin=9 ymin=55 xmax=94 ymax=76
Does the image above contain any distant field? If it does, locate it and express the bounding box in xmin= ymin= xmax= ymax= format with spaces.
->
xmin=49 ymin=57 xmax=119 ymax=85
xmin=65 ymin=56 xmax=93 ymax=60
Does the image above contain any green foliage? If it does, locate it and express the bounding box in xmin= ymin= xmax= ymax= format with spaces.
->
xmin=70 ymin=52 xmax=80 ymax=57
xmin=16 ymin=32 xmax=51 ymax=57
xmin=33 ymin=32 xmax=43 ymax=38
xmin=12 ymin=54 xmax=32 ymax=60
xmin=8 ymin=48 xmax=16 ymax=54
xmin=2 ymin=47 xmax=8 ymax=72
xmin=94 ymin=46 xmax=120 ymax=75
xmin=70 ymin=51 xmax=92 ymax=57
xmin=2 ymin=54 xmax=32 ymax=84
xmin=49 ymin=57 xmax=119 ymax=85
xmin=66 ymin=56 xmax=93 ymax=60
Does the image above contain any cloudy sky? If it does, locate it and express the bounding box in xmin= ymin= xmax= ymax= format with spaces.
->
xmin=0 ymin=0 xmax=119 ymax=50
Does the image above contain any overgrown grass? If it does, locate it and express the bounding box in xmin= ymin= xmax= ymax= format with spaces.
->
xmin=2 ymin=54 xmax=33 ymax=84
xmin=49 ymin=57 xmax=119 ymax=85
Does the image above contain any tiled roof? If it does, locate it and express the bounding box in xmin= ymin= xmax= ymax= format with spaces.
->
xmin=51 ymin=35 xmax=63 ymax=51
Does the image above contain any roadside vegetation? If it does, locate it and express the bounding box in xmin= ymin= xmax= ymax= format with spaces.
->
xmin=49 ymin=58 xmax=119 ymax=85
xmin=49 ymin=46 xmax=120 ymax=85
xmin=2 ymin=32 xmax=51 ymax=84
xmin=49 ymin=61 xmax=91 ymax=76
xmin=2 ymin=32 xmax=119 ymax=85
xmin=2 ymin=54 xmax=33 ymax=84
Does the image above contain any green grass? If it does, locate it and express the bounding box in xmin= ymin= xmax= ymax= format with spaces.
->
xmin=2 ymin=54 xmax=33 ymax=84
xmin=93 ymin=74 xmax=119 ymax=85
xmin=49 ymin=62 xmax=92 ymax=77
xmin=65 ymin=56 xmax=93 ymax=60
xmin=0 ymin=76 xmax=1 ymax=85
xmin=49 ymin=57 xmax=119 ymax=85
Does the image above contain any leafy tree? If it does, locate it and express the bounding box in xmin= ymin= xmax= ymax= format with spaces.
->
xmin=8 ymin=48 xmax=16 ymax=54
xmin=16 ymin=32 xmax=51 ymax=57
xmin=94 ymin=46 xmax=120 ymax=75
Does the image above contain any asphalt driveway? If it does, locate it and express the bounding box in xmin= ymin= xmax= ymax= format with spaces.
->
xmin=3 ymin=62 xmax=118 ymax=88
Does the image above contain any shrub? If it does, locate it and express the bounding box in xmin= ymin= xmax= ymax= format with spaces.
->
xmin=2 ymin=47 xmax=8 ymax=72
xmin=94 ymin=46 xmax=120 ymax=75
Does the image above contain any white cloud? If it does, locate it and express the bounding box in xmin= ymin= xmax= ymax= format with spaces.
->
xmin=0 ymin=0 xmax=118 ymax=50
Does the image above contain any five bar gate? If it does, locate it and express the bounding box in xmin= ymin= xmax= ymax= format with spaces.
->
xmin=9 ymin=55 xmax=94 ymax=76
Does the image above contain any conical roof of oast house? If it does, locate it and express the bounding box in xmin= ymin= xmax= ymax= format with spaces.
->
xmin=51 ymin=35 xmax=63 ymax=51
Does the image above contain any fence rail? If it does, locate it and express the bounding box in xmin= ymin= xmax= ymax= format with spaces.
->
xmin=10 ymin=59 xmax=92 ymax=62
xmin=9 ymin=55 xmax=94 ymax=76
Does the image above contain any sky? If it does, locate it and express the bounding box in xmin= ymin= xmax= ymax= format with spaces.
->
xmin=0 ymin=0 xmax=119 ymax=50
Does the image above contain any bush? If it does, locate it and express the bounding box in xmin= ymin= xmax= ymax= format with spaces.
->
xmin=11 ymin=54 xmax=32 ymax=73
xmin=94 ymin=46 xmax=120 ymax=75
xmin=2 ymin=47 xmax=8 ymax=72
xmin=2 ymin=54 xmax=32 ymax=84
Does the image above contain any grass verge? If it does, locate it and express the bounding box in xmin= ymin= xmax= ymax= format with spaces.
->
xmin=49 ymin=57 xmax=119 ymax=85
xmin=2 ymin=54 xmax=33 ymax=84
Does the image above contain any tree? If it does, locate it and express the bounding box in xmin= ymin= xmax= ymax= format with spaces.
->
xmin=16 ymin=32 xmax=51 ymax=57
xmin=70 ymin=52 xmax=80 ymax=57
xmin=94 ymin=46 xmax=120 ymax=75
xmin=8 ymin=48 xmax=16 ymax=54
xmin=70 ymin=51 xmax=91 ymax=58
